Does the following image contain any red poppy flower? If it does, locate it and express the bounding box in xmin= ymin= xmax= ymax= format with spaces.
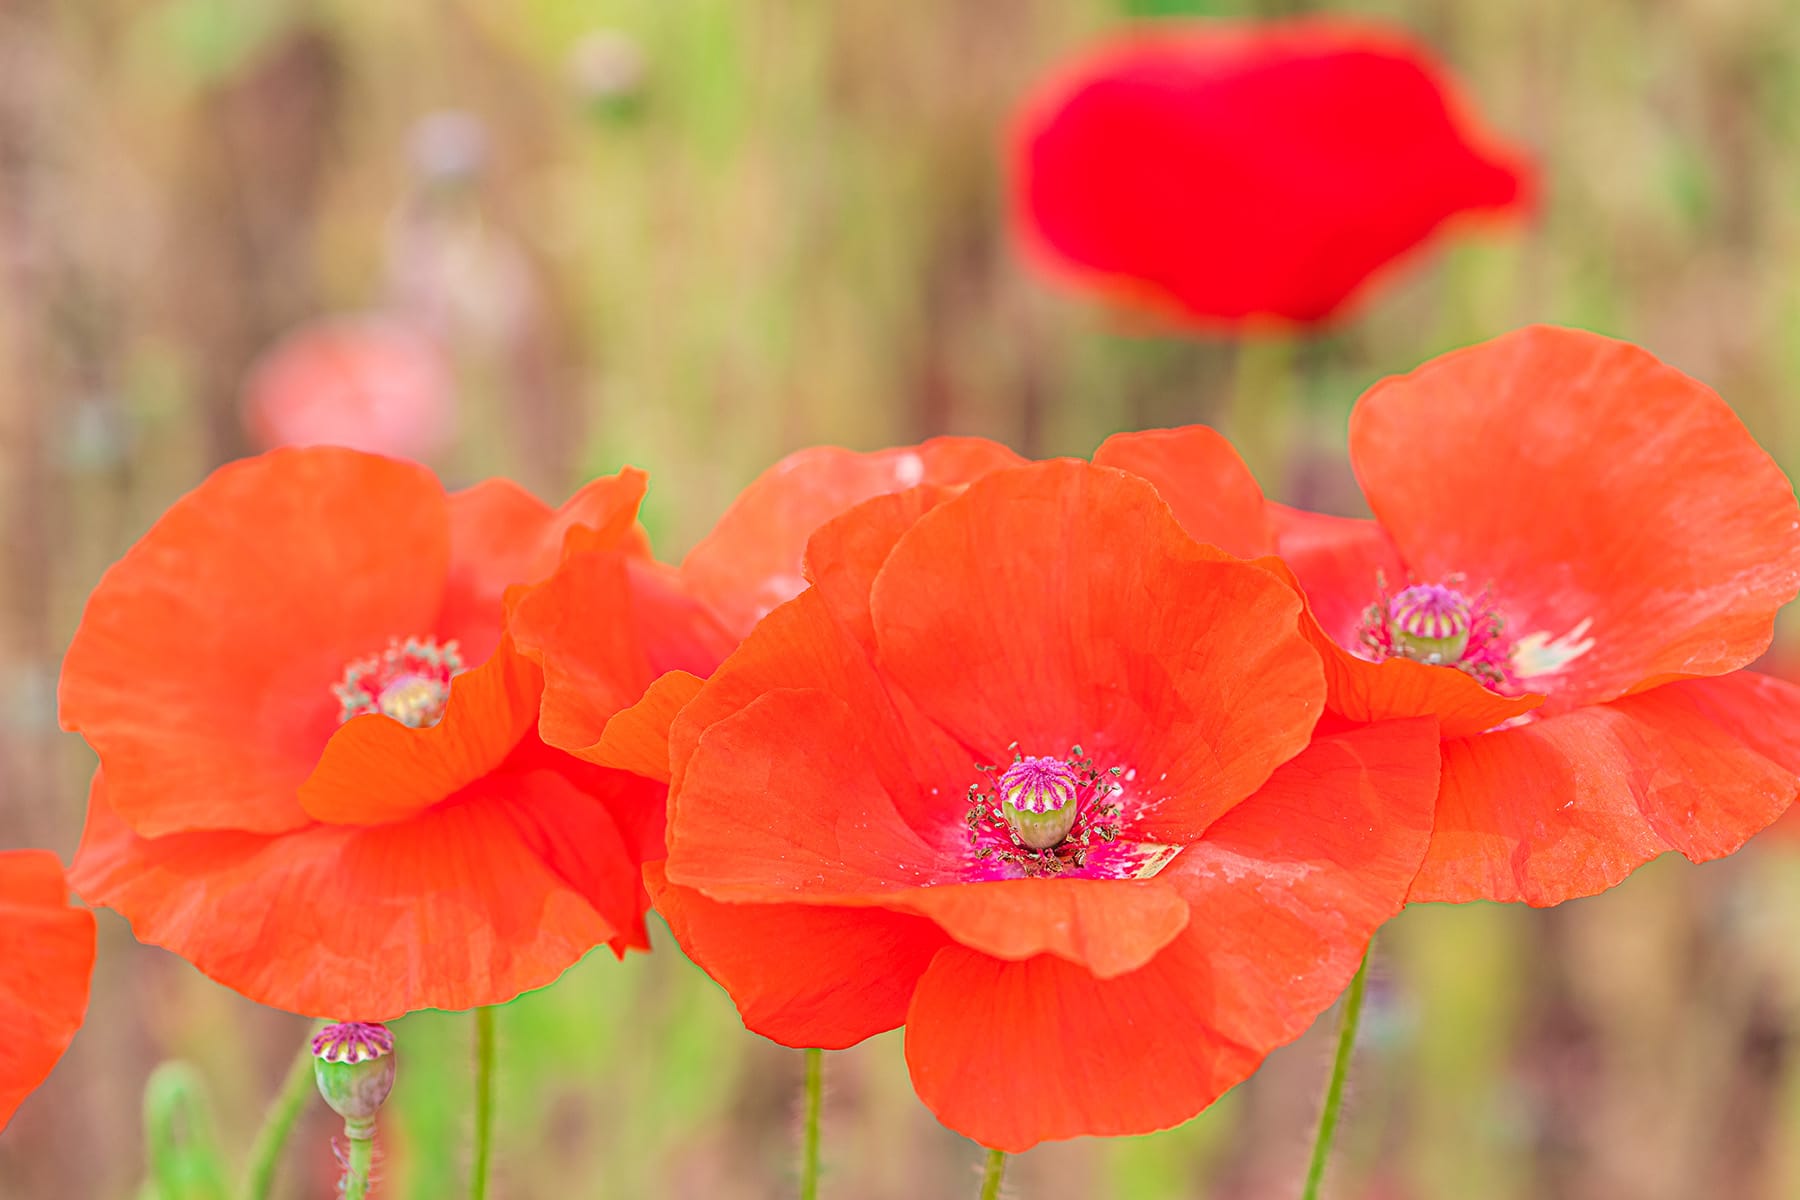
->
xmin=0 ymin=851 xmax=94 ymax=1131
xmin=1097 ymin=325 xmax=1800 ymax=905
xmin=1011 ymin=18 xmax=1534 ymax=328
xmin=243 ymin=315 xmax=456 ymax=461
xmin=62 ymin=447 xmax=685 ymax=1019
xmin=648 ymin=460 xmax=1440 ymax=1150
xmin=510 ymin=437 xmax=1023 ymax=782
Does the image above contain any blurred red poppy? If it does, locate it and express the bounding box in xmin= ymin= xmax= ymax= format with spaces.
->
xmin=510 ymin=437 xmax=1023 ymax=784
xmin=0 ymin=851 xmax=94 ymax=1131
xmin=649 ymin=460 xmax=1440 ymax=1150
xmin=1098 ymin=325 xmax=1800 ymax=904
xmin=243 ymin=315 xmax=456 ymax=461
xmin=63 ymin=447 xmax=688 ymax=1019
xmin=1012 ymin=19 xmax=1534 ymax=329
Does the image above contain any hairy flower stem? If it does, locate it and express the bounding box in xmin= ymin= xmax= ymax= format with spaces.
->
xmin=241 ymin=1038 xmax=318 ymax=1200
xmin=471 ymin=1006 xmax=496 ymax=1200
xmin=1301 ymin=947 xmax=1371 ymax=1200
xmin=800 ymin=1049 xmax=823 ymax=1200
xmin=978 ymin=1148 xmax=1007 ymax=1200
xmin=342 ymin=1133 xmax=375 ymax=1200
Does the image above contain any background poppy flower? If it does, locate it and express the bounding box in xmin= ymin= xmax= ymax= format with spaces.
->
xmin=1011 ymin=18 xmax=1534 ymax=329
xmin=242 ymin=315 xmax=457 ymax=461
xmin=650 ymin=460 xmax=1440 ymax=1150
xmin=0 ymin=851 xmax=94 ymax=1132
xmin=62 ymin=447 xmax=681 ymax=1019
xmin=510 ymin=436 xmax=1022 ymax=783
xmin=1097 ymin=325 xmax=1800 ymax=905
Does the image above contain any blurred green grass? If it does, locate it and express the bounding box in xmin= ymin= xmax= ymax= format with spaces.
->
xmin=7 ymin=0 xmax=1800 ymax=1197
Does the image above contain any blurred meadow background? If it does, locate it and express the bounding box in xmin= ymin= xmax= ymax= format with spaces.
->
xmin=6 ymin=0 xmax=1800 ymax=1197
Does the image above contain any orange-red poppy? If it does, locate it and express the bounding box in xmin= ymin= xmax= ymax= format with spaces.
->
xmin=650 ymin=460 xmax=1440 ymax=1150
xmin=0 ymin=851 xmax=94 ymax=1132
xmin=1098 ymin=325 xmax=1800 ymax=904
xmin=63 ymin=447 xmax=685 ymax=1019
xmin=1011 ymin=18 xmax=1533 ymax=330
xmin=510 ymin=437 xmax=1022 ymax=783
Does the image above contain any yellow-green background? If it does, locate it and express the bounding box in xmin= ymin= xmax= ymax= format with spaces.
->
xmin=5 ymin=0 xmax=1800 ymax=1196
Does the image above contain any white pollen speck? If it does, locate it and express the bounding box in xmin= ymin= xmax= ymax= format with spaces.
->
xmin=892 ymin=453 xmax=925 ymax=488
xmin=1124 ymin=768 xmax=1138 ymax=782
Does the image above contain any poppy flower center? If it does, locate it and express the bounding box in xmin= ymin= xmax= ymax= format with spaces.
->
xmin=334 ymin=636 xmax=464 ymax=728
xmin=1356 ymin=576 xmax=1519 ymax=692
xmin=965 ymin=745 xmax=1130 ymax=877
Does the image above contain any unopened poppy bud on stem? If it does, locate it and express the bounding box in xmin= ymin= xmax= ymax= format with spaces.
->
xmin=312 ymin=1022 xmax=396 ymax=1139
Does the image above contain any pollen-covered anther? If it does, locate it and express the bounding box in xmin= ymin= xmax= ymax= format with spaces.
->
xmin=334 ymin=637 xmax=464 ymax=728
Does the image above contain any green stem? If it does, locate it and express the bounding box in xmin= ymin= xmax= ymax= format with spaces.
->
xmin=342 ymin=1134 xmax=374 ymax=1200
xmin=241 ymin=1039 xmax=318 ymax=1200
xmin=978 ymin=1148 xmax=1007 ymax=1200
xmin=472 ymin=1007 xmax=496 ymax=1200
xmin=1300 ymin=948 xmax=1372 ymax=1200
xmin=1228 ymin=334 xmax=1296 ymax=499
xmin=800 ymin=1048 xmax=823 ymax=1200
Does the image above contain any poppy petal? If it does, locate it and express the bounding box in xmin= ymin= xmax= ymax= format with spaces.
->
xmin=870 ymin=461 xmax=1324 ymax=841
xmin=802 ymin=486 xmax=971 ymax=652
xmin=59 ymin=447 xmax=449 ymax=837
xmin=1162 ymin=717 xmax=1438 ymax=1047
xmin=666 ymin=590 xmax=972 ymax=833
xmin=1659 ymin=673 xmax=1800 ymax=845
xmin=902 ymin=718 xmax=1437 ymax=1151
xmin=584 ymin=670 xmax=706 ymax=785
xmin=511 ymin=552 xmax=656 ymax=752
xmin=879 ymin=878 xmax=1189 ymax=980
xmin=0 ymin=851 xmax=95 ymax=1132
xmin=681 ymin=438 xmax=1022 ymax=639
xmin=299 ymin=641 xmax=541 ymax=825
xmin=645 ymin=863 xmax=947 ymax=1050
xmin=905 ymin=944 xmax=1262 ymax=1152
xmin=1091 ymin=425 xmax=1274 ymax=559
xmin=1350 ymin=326 xmax=1800 ymax=712
xmin=438 ymin=470 xmax=651 ymax=659
xmin=665 ymin=688 xmax=958 ymax=896
xmin=73 ymin=768 xmax=639 ymax=1020
xmin=1410 ymin=684 xmax=1799 ymax=904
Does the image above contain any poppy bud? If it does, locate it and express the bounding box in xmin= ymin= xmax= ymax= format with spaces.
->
xmin=312 ymin=1023 xmax=396 ymax=1139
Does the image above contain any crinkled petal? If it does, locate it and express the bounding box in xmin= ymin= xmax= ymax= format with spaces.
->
xmin=438 ymin=470 xmax=651 ymax=659
xmin=1411 ymin=682 xmax=1799 ymax=905
xmin=902 ymin=719 xmax=1437 ymax=1151
xmin=646 ymin=863 xmax=947 ymax=1050
xmin=59 ymin=447 xmax=449 ymax=837
xmin=300 ymin=641 xmax=541 ymax=825
xmin=1351 ymin=326 xmax=1800 ymax=712
xmin=681 ymin=438 xmax=1022 ymax=639
xmin=0 ymin=852 xmax=95 ymax=1132
xmin=667 ymin=590 xmax=972 ymax=839
xmin=1091 ymin=425 xmax=1274 ymax=559
xmin=870 ymin=461 xmax=1324 ymax=842
xmin=73 ymin=767 xmax=640 ymax=1020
